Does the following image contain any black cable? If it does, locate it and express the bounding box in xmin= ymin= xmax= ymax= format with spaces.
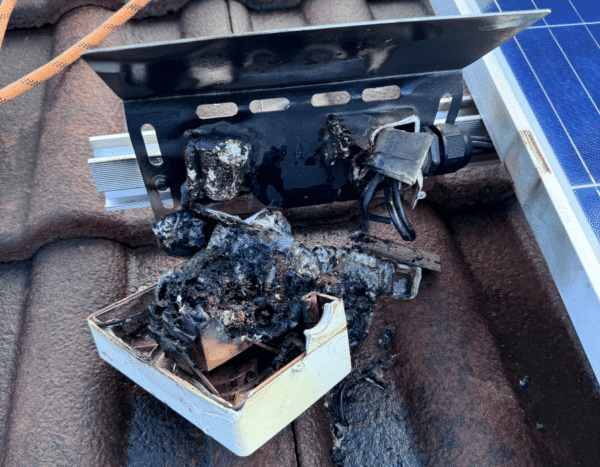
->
xmin=383 ymin=179 xmax=412 ymax=241
xmin=470 ymin=136 xmax=492 ymax=142
xmin=391 ymin=178 xmax=416 ymax=241
xmin=361 ymin=171 xmax=417 ymax=241
xmin=338 ymin=379 xmax=358 ymax=427
xmin=472 ymin=141 xmax=494 ymax=149
xmin=360 ymin=172 xmax=391 ymax=232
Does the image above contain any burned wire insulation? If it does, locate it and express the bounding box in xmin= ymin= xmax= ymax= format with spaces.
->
xmin=329 ymin=328 xmax=402 ymax=467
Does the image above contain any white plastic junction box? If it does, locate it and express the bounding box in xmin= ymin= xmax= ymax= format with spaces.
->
xmin=88 ymin=287 xmax=351 ymax=456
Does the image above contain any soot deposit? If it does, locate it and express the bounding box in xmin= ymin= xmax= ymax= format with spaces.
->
xmin=328 ymin=328 xmax=423 ymax=467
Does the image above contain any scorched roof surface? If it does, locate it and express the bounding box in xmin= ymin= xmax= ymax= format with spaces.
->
xmin=0 ymin=1 xmax=599 ymax=466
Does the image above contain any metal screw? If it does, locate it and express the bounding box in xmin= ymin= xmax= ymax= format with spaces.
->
xmin=153 ymin=175 xmax=169 ymax=191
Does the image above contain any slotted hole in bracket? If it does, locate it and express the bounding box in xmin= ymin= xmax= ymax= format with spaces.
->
xmin=434 ymin=93 xmax=453 ymax=124
xmin=250 ymin=98 xmax=290 ymax=114
xmin=311 ymin=91 xmax=350 ymax=107
xmin=141 ymin=123 xmax=163 ymax=166
xmin=197 ymin=102 xmax=238 ymax=120
xmin=362 ymin=85 xmax=401 ymax=102
xmin=158 ymin=182 xmax=174 ymax=209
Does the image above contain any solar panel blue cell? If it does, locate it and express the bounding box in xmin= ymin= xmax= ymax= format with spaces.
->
xmin=552 ymin=26 xmax=600 ymax=109
xmin=501 ymin=37 xmax=594 ymax=185
xmin=571 ymin=1 xmax=600 ymax=22
xmin=574 ymin=187 xmax=600 ymax=238
xmin=587 ymin=23 xmax=600 ymax=43
xmin=532 ymin=0 xmax=582 ymax=25
xmin=516 ymin=27 xmax=600 ymax=183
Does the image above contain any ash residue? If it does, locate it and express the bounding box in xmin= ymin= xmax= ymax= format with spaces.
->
xmin=329 ymin=329 xmax=423 ymax=467
xmin=266 ymin=333 xmax=305 ymax=376
xmin=312 ymin=246 xmax=394 ymax=345
xmin=207 ymin=211 xmax=395 ymax=345
xmin=151 ymin=210 xmax=210 ymax=257
xmin=379 ymin=328 xmax=395 ymax=351
xmin=146 ymin=245 xmax=315 ymax=377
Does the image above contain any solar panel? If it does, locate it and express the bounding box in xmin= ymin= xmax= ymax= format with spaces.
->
xmin=474 ymin=0 xmax=600 ymax=241
xmin=429 ymin=0 xmax=600 ymax=379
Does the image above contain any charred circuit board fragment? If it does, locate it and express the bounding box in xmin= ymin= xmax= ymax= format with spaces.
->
xmin=146 ymin=208 xmax=414 ymax=394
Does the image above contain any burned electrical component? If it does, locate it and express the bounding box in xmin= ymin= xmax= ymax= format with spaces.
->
xmin=148 ymin=207 xmax=424 ymax=364
xmin=90 ymin=283 xmax=352 ymax=456
xmin=151 ymin=210 xmax=211 ymax=257
xmin=181 ymin=125 xmax=254 ymax=207
xmin=88 ymin=208 xmax=437 ymax=455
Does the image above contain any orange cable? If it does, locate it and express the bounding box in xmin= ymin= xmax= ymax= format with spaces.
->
xmin=0 ymin=0 xmax=17 ymax=49
xmin=0 ymin=0 xmax=151 ymax=106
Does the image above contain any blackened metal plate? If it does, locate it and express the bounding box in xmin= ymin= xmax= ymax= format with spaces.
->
xmin=82 ymin=12 xmax=547 ymax=219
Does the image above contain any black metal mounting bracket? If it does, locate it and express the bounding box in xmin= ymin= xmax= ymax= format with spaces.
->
xmin=82 ymin=11 xmax=546 ymax=220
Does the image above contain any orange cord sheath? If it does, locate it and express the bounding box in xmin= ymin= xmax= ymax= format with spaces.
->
xmin=0 ymin=0 xmax=17 ymax=49
xmin=0 ymin=0 xmax=151 ymax=106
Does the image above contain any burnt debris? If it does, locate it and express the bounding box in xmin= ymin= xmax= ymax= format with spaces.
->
xmin=151 ymin=210 xmax=210 ymax=257
xmin=181 ymin=125 xmax=253 ymax=211
xmin=146 ymin=208 xmax=409 ymax=394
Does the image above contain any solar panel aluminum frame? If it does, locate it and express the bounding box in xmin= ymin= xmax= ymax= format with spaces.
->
xmin=429 ymin=0 xmax=600 ymax=386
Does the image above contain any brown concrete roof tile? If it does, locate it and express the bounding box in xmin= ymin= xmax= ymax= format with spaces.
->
xmin=250 ymin=4 xmax=307 ymax=30
xmin=0 ymin=261 xmax=31 ymax=456
xmin=369 ymin=0 xmax=430 ymax=19
xmin=292 ymin=397 xmax=335 ymax=467
xmin=449 ymin=201 xmax=600 ymax=466
xmin=303 ymin=0 xmax=372 ymax=25
xmin=2 ymin=239 xmax=131 ymax=466
xmin=347 ymin=202 xmax=542 ymax=465
xmin=182 ymin=0 xmax=232 ymax=37
xmin=0 ymin=7 xmax=168 ymax=262
xmin=228 ymin=0 xmax=252 ymax=33
xmin=127 ymin=385 xmax=298 ymax=467
xmin=7 ymin=0 xmax=195 ymax=30
xmin=0 ymin=28 xmax=54 ymax=261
